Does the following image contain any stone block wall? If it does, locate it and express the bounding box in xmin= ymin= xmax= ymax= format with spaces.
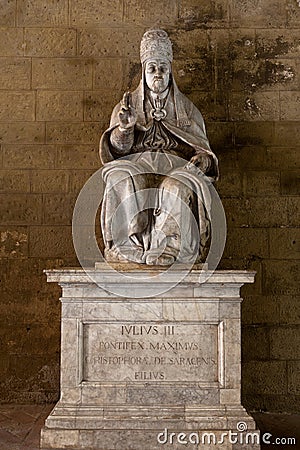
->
xmin=0 ymin=0 xmax=299 ymax=411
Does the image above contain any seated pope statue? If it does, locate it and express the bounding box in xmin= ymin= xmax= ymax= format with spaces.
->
xmin=99 ymin=29 xmax=219 ymax=266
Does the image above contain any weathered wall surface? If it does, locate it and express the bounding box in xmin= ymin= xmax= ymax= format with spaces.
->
xmin=0 ymin=0 xmax=299 ymax=411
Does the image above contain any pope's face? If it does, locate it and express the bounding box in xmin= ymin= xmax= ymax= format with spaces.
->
xmin=144 ymin=58 xmax=171 ymax=94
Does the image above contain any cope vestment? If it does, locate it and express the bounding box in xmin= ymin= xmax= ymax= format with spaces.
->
xmin=99 ymin=77 xmax=219 ymax=263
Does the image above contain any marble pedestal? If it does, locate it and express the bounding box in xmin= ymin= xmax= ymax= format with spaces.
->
xmin=41 ymin=266 xmax=260 ymax=449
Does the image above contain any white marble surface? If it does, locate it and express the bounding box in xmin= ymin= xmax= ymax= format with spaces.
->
xmin=40 ymin=268 xmax=260 ymax=449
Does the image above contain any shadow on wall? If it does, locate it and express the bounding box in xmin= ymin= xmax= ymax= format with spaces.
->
xmin=0 ymin=0 xmax=299 ymax=412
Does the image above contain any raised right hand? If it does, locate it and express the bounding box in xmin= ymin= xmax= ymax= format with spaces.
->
xmin=118 ymin=92 xmax=137 ymax=130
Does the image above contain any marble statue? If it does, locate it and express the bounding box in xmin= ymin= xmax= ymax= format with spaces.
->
xmin=99 ymin=29 xmax=219 ymax=265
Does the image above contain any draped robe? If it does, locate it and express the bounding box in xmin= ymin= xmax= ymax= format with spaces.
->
xmin=99 ymin=77 xmax=219 ymax=264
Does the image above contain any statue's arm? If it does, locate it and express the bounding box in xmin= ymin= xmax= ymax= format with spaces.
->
xmin=109 ymin=93 xmax=137 ymax=155
xmin=110 ymin=126 xmax=134 ymax=154
xmin=185 ymin=100 xmax=219 ymax=178
xmin=187 ymin=101 xmax=211 ymax=149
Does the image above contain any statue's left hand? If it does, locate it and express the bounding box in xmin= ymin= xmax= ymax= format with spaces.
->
xmin=185 ymin=154 xmax=211 ymax=173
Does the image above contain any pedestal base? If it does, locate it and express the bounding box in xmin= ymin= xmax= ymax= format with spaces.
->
xmin=41 ymin=267 xmax=260 ymax=449
xmin=42 ymin=405 xmax=259 ymax=449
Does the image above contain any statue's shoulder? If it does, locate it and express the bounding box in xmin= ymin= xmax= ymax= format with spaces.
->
xmin=130 ymin=83 xmax=143 ymax=106
xmin=178 ymin=90 xmax=194 ymax=108
xmin=175 ymin=87 xmax=204 ymax=121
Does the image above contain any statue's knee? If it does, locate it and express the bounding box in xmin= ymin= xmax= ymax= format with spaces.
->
xmin=106 ymin=170 xmax=148 ymax=191
xmin=160 ymin=176 xmax=179 ymax=190
xmin=160 ymin=176 xmax=193 ymax=198
xmin=106 ymin=170 xmax=131 ymax=187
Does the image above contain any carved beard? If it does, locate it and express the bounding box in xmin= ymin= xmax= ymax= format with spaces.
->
xmin=150 ymin=78 xmax=170 ymax=94
xmin=151 ymin=78 xmax=166 ymax=93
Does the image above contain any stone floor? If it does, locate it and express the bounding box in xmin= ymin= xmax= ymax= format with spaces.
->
xmin=0 ymin=404 xmax=52 ymax=450
xmin=0 ymin=404 xmax=299 ymax=449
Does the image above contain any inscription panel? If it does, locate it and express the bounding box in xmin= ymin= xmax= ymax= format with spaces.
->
xmin=83 ymin=322 xmax=218 ymax=382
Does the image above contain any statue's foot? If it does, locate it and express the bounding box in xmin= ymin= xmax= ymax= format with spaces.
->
xmin=145 ymin=253 xmax=175 ymax=266
xmin=104 ymin=246 xmax=144 ymax=264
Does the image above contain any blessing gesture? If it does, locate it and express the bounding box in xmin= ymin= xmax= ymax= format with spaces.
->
xmin=118 ymin=92 xmax=137 ymax=130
